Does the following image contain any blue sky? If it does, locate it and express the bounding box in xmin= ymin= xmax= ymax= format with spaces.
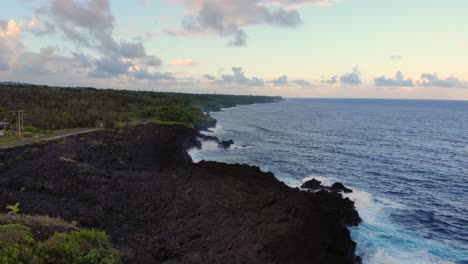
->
xmin=1 ymin=0 xmax=467 ymax=99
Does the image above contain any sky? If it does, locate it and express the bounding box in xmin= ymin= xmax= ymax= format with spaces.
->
xmin=1 ymin=0 xmax=468 ymax=99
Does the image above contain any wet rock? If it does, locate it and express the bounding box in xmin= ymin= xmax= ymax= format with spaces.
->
xmin=218 ymin=139 xmax=235 ymax=149
xmin=331 ymin=182 xmax=353 ymax=193
xmin=301 ymin=178 xmax=323 ymax=190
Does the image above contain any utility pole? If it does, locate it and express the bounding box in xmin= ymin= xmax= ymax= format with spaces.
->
xmin=16 ymin=110 xmax=24 ymax=138
xmin=0 ymin=110 xmax=24 ymax=138
xmin=20 ymin=110 xmax=24 ymax=138
xmin=17 ymin=110 xmax=21 ymax=138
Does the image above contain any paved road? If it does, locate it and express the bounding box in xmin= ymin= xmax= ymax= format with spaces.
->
xmin=0 ymin=127 xmax=103 ymax=149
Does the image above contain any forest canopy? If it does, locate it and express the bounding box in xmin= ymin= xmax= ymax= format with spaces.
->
xmin=0 ymin=84 xmax=282 ymax=130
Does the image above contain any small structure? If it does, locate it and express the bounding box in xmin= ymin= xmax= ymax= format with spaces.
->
xmin=0 ymin=121 xmax=10 ymax=136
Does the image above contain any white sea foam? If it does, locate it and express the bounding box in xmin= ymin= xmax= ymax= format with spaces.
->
xmin=344 ymin=190 xmax=457 ymax=264
xmin=287 ymin=175 xmax=336 ymax=188
xmin=220 ymin=106 xmax=239 ymax=112
xmin=202 ymin=123 xmax=223 ymax=135
xmin=187 ymin=136 xmax=253 ymax=163
xmin=188 ymin=140 xmax=219 ymax=163
xmin=295 ymin=176 xmax=455 ymax=264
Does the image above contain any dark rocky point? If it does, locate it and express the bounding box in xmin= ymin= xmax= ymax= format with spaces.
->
xmin=0 ymin=124 xmax=361 ymax=263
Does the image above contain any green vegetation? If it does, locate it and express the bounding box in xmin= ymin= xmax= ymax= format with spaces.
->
xmin=0 ymin=214 xmax=78 ymax=231
xmin=0 ymin=136 xmax=20 ymax=144
xmin=43 ymin=229 xmax=121 ymax=264
xmin=136 ymin=105 xmax=215 ymax=129
xmin=5 ymin=203 xmax=20 ymax=215
xmin=0 ymin=224 xmax=43 ymax=264
xmin=0 ymin=84 xmax=282 ymax=131
xmin=23 ymin=126 xmax=53 ymax=137
xmin=0 ymin=224 xmax=120 ymax=264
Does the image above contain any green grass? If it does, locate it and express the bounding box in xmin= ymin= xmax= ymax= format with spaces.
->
xmin=0 ymin=136 xmax=20 ymax=143
xmin=152 ymin=120 xmax=191 ymax=127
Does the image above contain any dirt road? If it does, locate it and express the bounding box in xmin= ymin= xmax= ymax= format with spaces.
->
xmin=0 ymin=127 xmax=103 ymax=149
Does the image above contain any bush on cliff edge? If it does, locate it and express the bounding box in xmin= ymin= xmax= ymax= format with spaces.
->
xmin=0 ymin=224 xmax=121 ymax=264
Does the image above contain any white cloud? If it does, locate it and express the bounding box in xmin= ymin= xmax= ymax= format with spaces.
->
xmin=270 ymin=75 xmax=311 ymax=86
xmin=418 ymin=73 xmax=466 ymax=88
xmin=167 ymin=0 xmax=334 ymax=46
xmin=374 ymin=71 xmax=414 ymax=87
xmin=0 ymin=19 xmax=24 ymax=71
xmin=32 ymin=0 xmax=165 ymax=79
xmin=321 ymin=67 xmax=362 ymax=86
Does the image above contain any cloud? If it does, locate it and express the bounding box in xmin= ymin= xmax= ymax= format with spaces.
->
xmin=130 ymin=70 xmax=175 ymax=80
xmin=221 ymin=67 xmax=265 ymax=86
xmin=118 ymin=42 xmax=147 ymax=59
xmin=321 ymin=67 xmax=362 ymax=86
xmin=256 ymin=0 xmax=335 ymax=7
xmin=14 ymin=46 xmax=91 ymax=75
xmin=390 ymin=55 xmax=402 ymax=61
xmin=29 ymin=17 xmax=56 ymax=36
xmin=228 ymin=29 xmax=248 ymax=47
xmin=321 ymin=75 xmax=338 ymax=84
xmin=89 ymin=57 xmax=131 ymax=78
xmin=202 ymin=74 xmax=217 ymax=80
xmin=340 ymin=67 xmax=362 ymax=85
xmin=203 ymin=67 xmax=264 ymax=86
xmin=270 ymin=75 xmax=311 ymax=86
xmin=419 ymin=73 xmax=466 ymax=88
xmin=0 ymin=19 xmax=22 ymax=37
xmin=374 ymin=71 xmax=414 ymax=87
xmin=293 ymin=79 xmax=312 ymax=86
xmin=72 ymin=52 xmax=92 ymax=67
xmin=34 ymin=0 xmax=164 ymax=79
xmin=145 ymin=56 xmax=162 ymax=67
xmin=271 ymin=75 xmax=289 ymax=86
xmin=168 ymin=0 xmax=333 ymax=46
xmin=170 ymin=59 xmax=195 ymax=66
xmin=0 ymin=19 xmax=24 ymax=71
xmin=203 ymin=70 xmax=311 ymax=87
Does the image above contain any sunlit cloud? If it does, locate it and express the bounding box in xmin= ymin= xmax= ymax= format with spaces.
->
xmin=170 ymin=59 xmax=195 ymax=66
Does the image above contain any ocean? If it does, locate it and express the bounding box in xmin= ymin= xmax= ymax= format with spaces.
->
xmin=189 ymin=99 xmax=468 ymax=264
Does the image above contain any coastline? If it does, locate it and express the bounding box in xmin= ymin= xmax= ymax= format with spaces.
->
xmin=0 ymin=102 xmax=362 ymax=263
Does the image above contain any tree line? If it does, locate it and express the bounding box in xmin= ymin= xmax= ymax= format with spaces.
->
xmin=0 ymin=84 xmax=282 ymax=130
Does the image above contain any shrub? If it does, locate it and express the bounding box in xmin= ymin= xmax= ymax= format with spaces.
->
xmin=0 ymin=224 xmax=44 ymax=264
xmin=43 ymin=229 xmax=121 ymax=264
xmin=23 ymin=126 xmax=42 ymax=134
xmin=0 ymin=224 xmax=121 ymax=264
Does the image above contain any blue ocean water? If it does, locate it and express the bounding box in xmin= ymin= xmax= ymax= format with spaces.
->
xmin=189 ymin=99 xmax=468 ymax=264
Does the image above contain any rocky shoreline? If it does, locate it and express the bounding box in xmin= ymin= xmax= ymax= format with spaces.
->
xmin=0 ymin=123 xmax=361 ymax=263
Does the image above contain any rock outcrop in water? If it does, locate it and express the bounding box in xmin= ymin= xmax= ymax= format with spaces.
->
xmin=0 ymin=124 xmax=361 ymax=263
xmin=199 ymin=134 xmax=235 ymax=149
xmin=302 ymin=178 xmax=354 ymax=194
xmin=217 ymin=139 xmax=235 ymax=149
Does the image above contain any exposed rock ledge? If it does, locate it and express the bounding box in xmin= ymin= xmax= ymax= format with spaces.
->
xmin=0 ymin=124 xmax=361 ymax=263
